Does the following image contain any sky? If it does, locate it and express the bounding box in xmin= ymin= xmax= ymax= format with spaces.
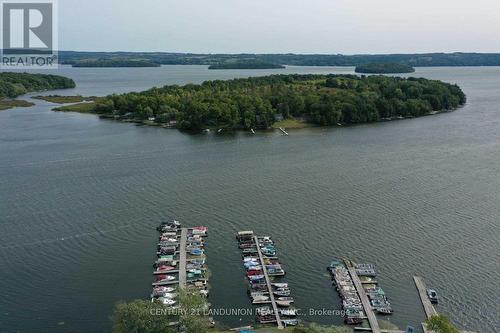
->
xmin=59 ymin=0 xmax=500 ymax=54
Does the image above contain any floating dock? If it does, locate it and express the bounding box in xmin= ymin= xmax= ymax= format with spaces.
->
xmin=178 ymin=228 xmax=188 ymax=287
xmin=236 ymin=231 xmax=296 ymax=329
xmin=254 ymin=235 xmax=283 ymax=329
xmin=152 ymin=221 xmax=209 ymax=305
xmin=345 ymin=260 xmax=381 ymax=333
xmin=413 ymin=276 xmax=437 ymax=319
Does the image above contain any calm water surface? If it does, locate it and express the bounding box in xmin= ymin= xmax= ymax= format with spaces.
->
xmin=0 ymin=66 xmax=499 ymax=332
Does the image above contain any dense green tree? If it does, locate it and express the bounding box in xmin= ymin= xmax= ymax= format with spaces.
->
xmin=425 ymin=314 xmax=460 ymax=333
xmin=87 ymin=74 xmax=465 ymax=131
xmin=0 ymin=73 xmax=75 ymax=99
xmin=111 ymin=299 xmax=177 ymax=333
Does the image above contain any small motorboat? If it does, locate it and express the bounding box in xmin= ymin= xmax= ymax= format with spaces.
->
xmin=271 ymin=283 xmax=288 ymax=288
xmin=252 ymin=295 xmax=270 ymax=303
xmin=156 ymin=275 xmax=176 ymax=282
xmin=158 ymin=297 xmax=176 ymax=306
xmin=427 ymin=289 xmax=438 ymax=303
xmin=282 ymin=319 xmax=299 ymax=326
xmin=279 ymin=308 xmax=297 ymax=317
xmin=276 ymin=296 xmax=294 ymax=302
xmin=190 ymin=249 xmax=204 ymax=255
xmin=160 ymin=292 xmax=177 ymax=299
xmin=155 ymin=265 xmax=176 ymax=272
xmin=276 ymin=300 xmax=293 ymax=307
xmin=345 ymin=316 xmax=363 ymax=325
xmin=356 ymin=268 xmax=377 ymax=277
xmin=256 ymin=306 xmax=273 ymax=315
xmin=377 ymin=307 xmax=393 ymax=315
xmin=247 ymin=266 xmax=262 ymax=271
xmin=153 ymin=286 xmax=176 ymax=293
xmin=273 ymin=290 xmax=291 ymax=297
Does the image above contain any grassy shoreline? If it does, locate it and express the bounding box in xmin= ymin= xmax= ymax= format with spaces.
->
xmin=33 ymin=95 xmax=97 ymax=104
xmin=0 ymin=99 xmax=35 ymax=111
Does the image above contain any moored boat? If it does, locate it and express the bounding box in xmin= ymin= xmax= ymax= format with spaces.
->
xmin=427 ymin=289 xmax=438 ymax=303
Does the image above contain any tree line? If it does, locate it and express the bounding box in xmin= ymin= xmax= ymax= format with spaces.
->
xmin=355 ymin=62 xmax=415 ymax=74
xmin=90 ymin=74 xmax=466 ymax=131
xmin=59 ymin=51 xmax=500 ymax=67
xmin=0 ymin=72 xmax=75 ymax=98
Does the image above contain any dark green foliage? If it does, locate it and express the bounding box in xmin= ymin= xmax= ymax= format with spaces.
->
xmin=425 ymin=314 xmax=460 ymax=333
xmin=355 ymin=62 xmax=415 ymax=73
xmin=59 ymin=51 xmax=500 ymax=67
xmin=111 ymin=291 xmax=211 ymax=333
xmin=93 ymin=74 xmax=465 ymax=131
xmin=111 ymin=299 xmax=177 ymax=333
xmin=209 ymin=60 xmax=285 ymax=69
xmin=72 ymin=59 xmax=160 ymax=67
xmin=0 ymin=72 xmax=75 ymax=98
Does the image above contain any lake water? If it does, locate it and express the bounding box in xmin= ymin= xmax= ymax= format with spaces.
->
xmin=0 ymin=65 xmax=499 ymax=333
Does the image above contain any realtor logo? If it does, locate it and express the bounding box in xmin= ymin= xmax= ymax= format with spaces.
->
xmin=1 ymin=0 xmax=58 ymax=67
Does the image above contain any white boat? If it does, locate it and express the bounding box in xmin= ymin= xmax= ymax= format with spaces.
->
xmin=279 ymin=308 xmax=297 ymax=316
xmin=272 ymin=283 xmax=288 ymax=288
xmin=276 ymin=300 xmax=293 ymax=307
xmin=252 ymin=295 xmax=270 ymax=303
xmin=153 ymin=286 xmax=176 ymax=293
xmin=159 ymin=298 xmax=176 ymax=306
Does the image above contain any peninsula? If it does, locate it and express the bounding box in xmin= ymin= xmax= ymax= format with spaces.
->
xmin=0 ymin=72 xmax=76 ymax=111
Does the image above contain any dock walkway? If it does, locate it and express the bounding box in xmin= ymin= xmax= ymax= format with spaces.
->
xmin=254 ymin=236 xmax=283 ymax=329
xmin=178 ymin=228 xmax=188 ymax=288
xmin=413 ymin=276 xmax=437 ymax=319
xmin=345 ymin=260 xmax=381 ymax=333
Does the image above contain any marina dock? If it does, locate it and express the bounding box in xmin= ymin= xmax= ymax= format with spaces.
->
xmin=178 ymin=228 xmax=188 ymax=287
xmin=345 ymin=260 xmax=381 ymax=333
xmin=254 ymin=235 xmax=283 ymax=329
xmin=413 ymin=276 xmax=437 ymax=319
xmin=152 ymin=221 xmax=209 ymax=308
xmin=236 ymin=231 xmax=297 ymax=328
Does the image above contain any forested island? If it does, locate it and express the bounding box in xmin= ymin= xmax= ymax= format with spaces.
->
xmin=209 ymin=61 xmax=285 ymax=69
xmin=72 ymin=59 xmax=160 ymax=67
xmin=0 ymin=72 xmax=75 ymax=111
xmin=355 ymin=63 xmax=415 ymax=74
xmin=54 ymin=74 xmax=466 ymax=131
xmin=59 ymin=51 xmax=500 ymax=67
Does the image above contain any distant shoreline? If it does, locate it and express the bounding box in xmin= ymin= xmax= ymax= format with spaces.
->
xmin=59 ymin=51 xmax=500 ymax=67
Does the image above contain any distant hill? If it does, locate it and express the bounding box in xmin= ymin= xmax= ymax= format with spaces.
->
xmin=59 ymin=51 xmax=500 ymax=67
xmin=71 ymin=59 xmax=160 ymax=68
xmin=355 ymin=62 xmax=415 ymax=74
xmin=209 ymin=61 xmax=285 ymax=70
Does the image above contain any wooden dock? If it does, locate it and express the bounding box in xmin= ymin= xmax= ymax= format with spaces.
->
xmin=345 ymin=260 xmax=381 ymax=333
xmin=278 ymin=127 xmax=289 ymax=136
xmin=178 ymin=228 xmax=188 ymax=288
xmin=254 ymin=236 xmax=283 ymax=329
xmin=413 ymin=276 xmax=437 ymax=319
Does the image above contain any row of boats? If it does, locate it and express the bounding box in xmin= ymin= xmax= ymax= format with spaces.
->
xmin=236 ymin=231 xmax=298 ymax=327
xmin=328 ymin=259 xmax=393 ymax=326
xmin=151 ymin=220 xmax=209 ymax=307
